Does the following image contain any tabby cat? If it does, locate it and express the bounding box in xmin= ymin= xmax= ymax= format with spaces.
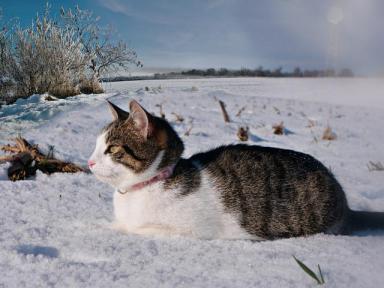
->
xmin=88 ymin=100 xmax=384 ymax=239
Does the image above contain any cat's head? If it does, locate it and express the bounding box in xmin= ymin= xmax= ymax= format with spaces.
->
xmin=88 ymin=100 xmax=184 ymax=190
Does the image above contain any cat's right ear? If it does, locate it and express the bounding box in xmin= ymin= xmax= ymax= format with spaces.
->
xmin=107 ymin=100 xmax=129 ymax=120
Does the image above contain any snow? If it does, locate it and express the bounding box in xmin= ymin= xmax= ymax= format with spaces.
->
xmin=0 ymin=77 xmax=383 ymax=287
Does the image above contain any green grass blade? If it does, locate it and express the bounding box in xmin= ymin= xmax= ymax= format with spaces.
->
xmin=293 ymin=256 xmax=321 ymax=285
xmin=318 ymin=264 xmax=325 ymax=284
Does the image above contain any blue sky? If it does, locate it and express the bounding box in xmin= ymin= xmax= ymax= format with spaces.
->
xmin=1 ymin=0 xmax=384 ymax=73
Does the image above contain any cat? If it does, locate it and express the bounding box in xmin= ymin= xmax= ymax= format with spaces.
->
xmin=88 ymin=99 xmax=384 ymax=240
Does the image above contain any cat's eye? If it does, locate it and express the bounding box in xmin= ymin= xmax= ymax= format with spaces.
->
xmin=106 ymin=145 xmax=120 ymax=154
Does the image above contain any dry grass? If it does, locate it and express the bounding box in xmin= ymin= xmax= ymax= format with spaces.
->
xmin=237 ymin=126 xmax=249 ymax=141
xmin=171 ymin=112 xmax=184 ymax=123
xmin=322 ymin=126 xmax=337 ymax=141
xmin=155 ymin=103 xmax=166 ymax=119
xmin=184 ymin=119 xmax=194 ymax=136
xmin=306 ymin=119 xmax=317 ymax=128
xmin=0 ymin=136 xmax=87 ymax=181
xmin=44 ymin=95 xmax=57 ymax=101
xmin=367 ymin=161 xmax=384 ymax=172
xmin=236 ymin=106 xmax=246 ymax=117
xmin=49 ymin=83 xmax=80 ymax=98
xmin=273 ymin=106 xmax=281 ymax=115
xmin=273 ymin=122 xmax=285 ymax=135
xmin=79 ymin=79 xmax=104 ymax=95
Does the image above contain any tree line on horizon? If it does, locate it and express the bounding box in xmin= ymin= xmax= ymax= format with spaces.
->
xmin=177 ymin=67 xmax=354 ymax=78
xmin=102 ymin=66 xmax=354 ymax=83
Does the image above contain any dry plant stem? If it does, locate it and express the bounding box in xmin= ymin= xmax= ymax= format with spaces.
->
xmin=273 ymin=106 xmax=281 ymax=115
xmin=236 ymin=106 xmax=246 ymax=117
xmin=171 ymin=112 xmax=184 ymax=122
xmin=218 ymin=100 xmax=231 ymax=123
xmin=0 ymin=155 xmax=16 ymax=163
xmin=367 ymin=161 xmax=384 ymax=171
xmin=156 ymin=103 xmax=166 ymax=119
xmin=184 ymin=125 xmax=193 ymax=136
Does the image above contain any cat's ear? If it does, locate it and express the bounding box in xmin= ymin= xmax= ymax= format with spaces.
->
xmin=128 ymin=100 xmax=153 ymax=139
xmin=107 ymin=100 xmax=129 ymax=120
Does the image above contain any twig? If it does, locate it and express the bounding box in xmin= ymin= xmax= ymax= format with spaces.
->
xmin=218 ymin=100 xmax=230 ymax=123
xmin=306 ymin=119 xmax=316 ymax=128
xmin=0 ymin=155 xmax=16 ymax=164
xmin=171 ymin=112 xmax=184 ymax=123
xmin=184 ymin=119 xmax=194 ymax=136
xmin=184 ymin=125 xmax=193 ymax=136
xmin=273 ymin=106 xmax=281 ymax=115
xmin=155 ymin=103 xmax=166 ymax=119
xmin=367 ymin=161 xmax=384 ymax=172
xmin=236 ymin=106 xmax=246 ymax=117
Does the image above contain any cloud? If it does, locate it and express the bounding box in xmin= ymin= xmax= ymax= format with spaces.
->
xmin=98 ymin=0 xmax=172 ymax=24
xmin=99 ymin=0 xmax=130 ymax=14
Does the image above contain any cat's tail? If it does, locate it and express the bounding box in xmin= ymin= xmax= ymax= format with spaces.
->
xmin=346 ymin=210 xmax=384 ymax=233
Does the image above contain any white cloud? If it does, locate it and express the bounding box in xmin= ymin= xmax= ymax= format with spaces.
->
xmin=98 ymin=0 xmax=171 ymax=24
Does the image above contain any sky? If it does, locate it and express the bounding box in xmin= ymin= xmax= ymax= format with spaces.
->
xmin=1 ymin=0 xmax=384 ymax=74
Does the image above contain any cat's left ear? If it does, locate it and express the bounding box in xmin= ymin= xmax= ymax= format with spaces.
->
xmin=128 ymin=100 xmax=153 ymax=139
xmin=107 ymin=100 xmax=129 ymax=120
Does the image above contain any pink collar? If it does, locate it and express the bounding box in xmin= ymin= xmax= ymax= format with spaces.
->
xmin=118 ymin=164 xmax=176 ymax=194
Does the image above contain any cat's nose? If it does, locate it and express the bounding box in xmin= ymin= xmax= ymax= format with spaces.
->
xmin=88 ymin=160 xmax=96 ymax=168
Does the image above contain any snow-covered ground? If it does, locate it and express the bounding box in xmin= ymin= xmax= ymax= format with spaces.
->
xmin=1 ymin=77 xmax=383 ymax=287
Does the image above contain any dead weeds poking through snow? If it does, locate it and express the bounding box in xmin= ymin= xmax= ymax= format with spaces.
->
xmin=367 ymin=161 xmax=384 ymax=172
xmin=272 ymin=122 xmax=285 ymax=135
xmin=322 ymin=126 xmax=337 ymax=141
xmin=0 ymin=136 xmax=87 ymax=181
xmin=237 ymin=126 xmax=249 ymax=141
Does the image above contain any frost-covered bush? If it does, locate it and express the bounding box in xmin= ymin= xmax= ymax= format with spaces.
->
xmin=0 ymin=4 xmax=140 ymax=104
xmin=9 ymin=14 xmax=86 ymax=98
xmin=61 ymin=6 xmax=141 ymax=91
xmin=0 ymin=10 xmax=16 ymax=104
